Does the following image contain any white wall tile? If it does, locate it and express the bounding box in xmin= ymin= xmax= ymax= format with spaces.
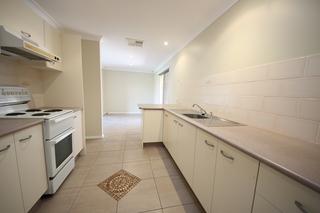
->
xmin=241 ymin=96 xmax=263 ymax=110
xmin=247 ymin=111 xmax=276 ymax=130
xmin=279 ymin=77 xmax=320 ymax=98
xmin=267 ymin=58 xmax=305 ymax=79
xmin=305 ymin=54 xmax=320 ymax=76
xmin=300 ymin=99 xmax=320 ymax=121
xmin=224 ymin=107 xmax=249 ymax=123
xmin=233 ymin=66 xmax=268 ymax=83
xmin=274 ymin=117 xmax=319 ymax=143
xmin=263 ymin=97 xmax=298 ymax=117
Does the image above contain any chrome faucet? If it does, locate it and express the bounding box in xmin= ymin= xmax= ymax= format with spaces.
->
xmin=192 ymin=104 xmax=208 ymax=116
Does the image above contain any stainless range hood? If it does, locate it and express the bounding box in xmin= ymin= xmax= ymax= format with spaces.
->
xmin=0 ymin=26 xmax=60 ymax=63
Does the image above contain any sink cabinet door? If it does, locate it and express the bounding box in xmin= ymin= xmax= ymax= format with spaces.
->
xmin=166 ymin=114 xmax=179 ymax=158
xmin=14 ymin=124 xmax=48 ymax=212
xmin=211 ymin=142 xmax=259 ymax=213
xmin=176 ymin=119 xmax=197 ymax=185
xmin=73 ymin=110 xmax=84 ymax=157
xmin=192 ymin=130 xmax=218 ymax=213
xmin=163 ymin=112 xmax=169 ymax=147
xmin=0 ymin=134 xmax=24 ymax=213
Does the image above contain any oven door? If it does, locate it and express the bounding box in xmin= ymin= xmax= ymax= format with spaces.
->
xmin=45 ymin=128 xmax=75 ymax=178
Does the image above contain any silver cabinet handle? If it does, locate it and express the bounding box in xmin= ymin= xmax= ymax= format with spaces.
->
xmin=165 ymin=114 xmax=168 ymax=117
xmin=173 ymin=120 xmax=178 ymax=124
xmin=0 ymin=145 xmax=10 ymax=152
xmin=19 ymin=135 xmax=32 ymax=143
xmin=21 ymin=30 xmax=31 ymax=38
xmin=220 ymin=150 xmax=234 ymax=161
xmin=178 ymin=123 xmax=183 ymax=127
xmin=205 ymin=140 xmax=215 ymax=148
xmin=294 ymin=201 xmax=309 ymax=213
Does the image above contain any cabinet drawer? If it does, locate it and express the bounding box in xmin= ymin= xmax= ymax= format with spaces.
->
xmin=256 ymin=163 xmax=320 ymax=213
xmin=252 ymin=194 xmax=281 ymax=213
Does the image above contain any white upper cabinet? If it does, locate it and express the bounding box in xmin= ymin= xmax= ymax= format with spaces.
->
xmin=192 ymin=129 xmax=218 ymax=213
xmin=211 ymin=142 xmax=259 ymax=213
xmin=254 ymin=163 xmax=320 ymax=213
xmin=0 ymin=134 xmax=24 ymax=213
xmin=0 ymin=0 xmax=45 ymax=47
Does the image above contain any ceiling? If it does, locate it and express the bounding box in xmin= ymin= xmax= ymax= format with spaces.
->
xmin=34 ymin=0 xmax=237 ymax=73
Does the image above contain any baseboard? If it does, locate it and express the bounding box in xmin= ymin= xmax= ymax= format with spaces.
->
xmin=86 ymin=134 xmax=104 ymax=140
xmin=105 ymin=112 xmax=142 ymax=115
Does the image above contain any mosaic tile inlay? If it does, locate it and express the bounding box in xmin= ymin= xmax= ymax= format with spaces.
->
xmin=97 ymin=169 xmax=141 ymax=200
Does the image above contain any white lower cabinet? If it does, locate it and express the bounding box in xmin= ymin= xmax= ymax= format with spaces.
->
xmin=163 ymin=112 xmax=169 ymax=148
xmin=14 ymin=124 xmax=48 ymax=212
xmin=0 ymin=134 xmax=24 ymax=213
xmin=176 ymin=119 xmax=197 ymax=185
xmin=253 ymin=163 xmax=320 ymax=213
xmin=0 ymin=124 xmax=48 ymax=213
xmin=142 ymin=110 xmax=163 ymax=143
xmin=166 ymin=113 xmax=179 ymax=158
xmin=211 ymin=142 xmax=259 ymax=213
xmin=73 ymin=110 xmax=84 ymax=157
xmin=192 ymin=130 xmax=218 ymax=213
xmin=252 ymin=195 xmax=281 ymax=213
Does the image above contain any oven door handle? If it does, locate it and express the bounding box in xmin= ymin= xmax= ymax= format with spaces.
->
xmin=51 ymin=113 xmax=75 ymax=124
xmin=49 ymin=128 xmax=75 ymax=145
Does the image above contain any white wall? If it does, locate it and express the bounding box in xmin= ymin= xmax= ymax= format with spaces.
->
xmin=82 ymin=39 xmax=103 ymax=138
xmin=156 ymin=0 xmax=320 ymax=144
xmin=103 ymin=70 xmax=154 ymax=113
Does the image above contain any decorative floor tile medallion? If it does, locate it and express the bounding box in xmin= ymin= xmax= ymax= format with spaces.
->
xmin=97 ymin=169 xmax=141 ymax=200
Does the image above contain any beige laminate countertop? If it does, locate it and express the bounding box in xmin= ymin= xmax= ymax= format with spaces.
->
xmin=139 ymin=104 xmax=320 ymax=193
xmin=0 ymin=118 xmax=44 ymax=137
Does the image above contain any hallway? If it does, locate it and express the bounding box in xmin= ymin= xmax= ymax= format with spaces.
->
xmin=31 ymin=114 xmax=203 ymax=213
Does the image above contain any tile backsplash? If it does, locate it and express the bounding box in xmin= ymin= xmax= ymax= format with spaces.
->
xmin=0 ymin=57 xmax=44 ymax=107
xmin=175 ymin=54 xmax=320 ymax=143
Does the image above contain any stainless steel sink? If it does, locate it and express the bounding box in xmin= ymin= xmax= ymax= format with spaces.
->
xmin=197 ymin=117 xmax=244 ymax=127
xmin=183 ymin=113 xmax=209 ymax=119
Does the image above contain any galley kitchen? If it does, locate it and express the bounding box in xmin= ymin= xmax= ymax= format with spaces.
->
xmin=0 ymin=0 xmax=320 ymax=213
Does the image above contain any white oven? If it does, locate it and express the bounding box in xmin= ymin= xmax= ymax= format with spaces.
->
xmin=45 ymin=127 xmax=75 ymax=178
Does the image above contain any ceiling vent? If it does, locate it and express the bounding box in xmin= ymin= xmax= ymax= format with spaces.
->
xmin=126 ymin=38 xmax=144 ymax=47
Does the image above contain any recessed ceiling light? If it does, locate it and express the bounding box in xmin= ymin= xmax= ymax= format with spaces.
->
xmin=164 ymin=41 xmax=169 ymax=46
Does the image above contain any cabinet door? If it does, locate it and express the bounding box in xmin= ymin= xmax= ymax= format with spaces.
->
xmin=193 ymin=130 xmax=218 ymax=213
xmin=0 ymin=0 xmax=45 ymax=47
xmin=0 ymin=134 xmax=24 ymax=213
xmin=166 ymin=114 xmax=179 ymax=158
xmin=163 ymin=112 xmax=169 ymax=147
xmin=142 ymin=110 xmax=163 ymax=143
xmin=211 ymin=142 xmax=259 ymax=213
xmin=176 ymin=119 xmax=197 ymax=185
xmin=252 ymin=195 xmax=281 ymax=213
xmin=73 ymin=110 xmax=84 ymax=157
xmin=14 ymin=124 xmax=48 ymax=212
xmin=255 ymin=163 xmax=320 ymax=213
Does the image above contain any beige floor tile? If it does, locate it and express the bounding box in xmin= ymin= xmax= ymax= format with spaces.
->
xmin=151 ymin=158 xmax=180 ymax=177
xmin=123 ymin=149 xmax=149 ymax=162
xmin=155 ymin=176 xmax=195 ymax=208
xmin=69 ymin=186 xmax=117 ymax=213
xmin=125 ymin=141 xmax=143 ymax=150
xmin=123 ymin=161 xmax=153 ymax=179
xmin=162 ymin=204 xmax=203 ymax=213
xmin=143 ymin=210 xmax=163 ymax=213
xmin=61 ymin=167 xmax=90 ymax=189
xmin=146 ymin=145 xmax=171 ymax=160
xmin=76 ymin=152 xmax=98 ymax=168
xmin=86 ymin=141 xmax=125 ymax=152
xmin=95 ymin=150 xmax=124 ymax=165
xmin=117 ymin=179 xmax=161 ymax=213
xmin=83 ymin=163 xmax=122 ymax=186
xmin=30 ymin=187 xmax=80 ymax=213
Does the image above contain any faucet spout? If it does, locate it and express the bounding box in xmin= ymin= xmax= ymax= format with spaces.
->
xmin=192 ymin=104 xmax=208 ymax=116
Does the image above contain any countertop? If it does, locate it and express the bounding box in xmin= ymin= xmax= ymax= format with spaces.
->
xmin=139 ymin=104 xmax=320 ymax=193
xmin=0 ymin=118 xmax=44 ymax=137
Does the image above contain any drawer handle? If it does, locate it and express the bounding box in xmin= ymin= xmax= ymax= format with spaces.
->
xmin=165 ymin=114 xmax=168 ymax=117
xmin=220 ymin=150 xmax=234 ymax=161
xmin=0 ymin=145 xmax=10 ymax=152
xmin=205 ymin=140 xmax=215 ymax=148
xmin=173 ymin=120 xmax=178 ymax=124
xmin=178 ymin=123 xmax=183 ymax=127
xmin=294 ymin=201 xmax=309 ymax=213
xmin=19 ymin=135 xmax=32 ymax=143
xmin=21 ymin=30 xmax=31 ymax=38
